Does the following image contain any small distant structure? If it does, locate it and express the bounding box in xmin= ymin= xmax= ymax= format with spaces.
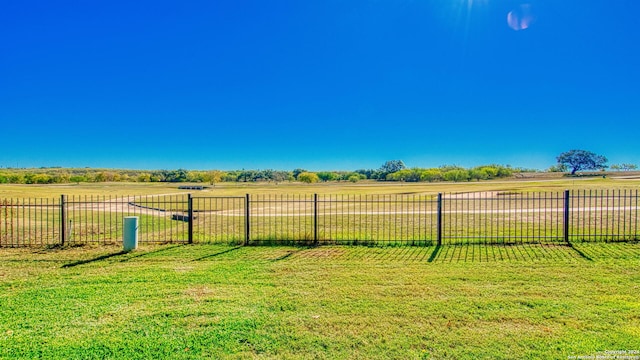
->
xmin=178 ymin=185 xmax=205 ymax=190
xmin=172 ymin=214 xmax=195 ymax=222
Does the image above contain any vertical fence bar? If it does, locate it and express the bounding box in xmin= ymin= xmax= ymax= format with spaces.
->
xmin=586 ymin=190 xmax=591 ymax=241
xmin=60 ymin=195 xmax=66 ymax=246
xmin=187 ymin=194 xmax=193 ymax=244
xmin=38 ymin=198 xmax=42 ymax=246
xmin=313 ymin=193 xmax=318 ymax=245
xmin=465 ymin=192 xmax=470 ymax=244
xmin=483 ymin=193 xmax=488 ymax=245
xmin=40 ymin=199 xmax=49 ymax=245
xmin=563 ymin=189 xmax=570 ymax=243
xmin=574 ymin=190 xmax=580 ymax=242
xmin=618 ymin=189 xmax=623 ymax=241
xmin=244 ymin=193 xmax=250 ymax=245
xmin=437 ymin=193 xmax=442 ymax=246
xmin=625 ymin=190 xmax=630 ymax=240
xmin=631 ymin=189 xmax=638 ymax=240
xmin=543 ymin=191 xmax=550 ymax=243
xmin=20 ymin=197 xmax=24 ymax=246
xmin=600 ymin=190 xmax=604 ymax=242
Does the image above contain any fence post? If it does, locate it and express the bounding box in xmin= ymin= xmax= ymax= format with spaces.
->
xmin=437 ymin=193 xmax=442 ymax=246
xmin=563 ymin=189 xmax=570 ymax=243
xmin=60 ymin=195 xmax=66 ymax=246
xmin=314 ymin=193 xmax=318 ymax=246
xmin=187 ymin=194 xmax=193 ymax=244
xmin=244 ymin=194 xmax=250 ymax=246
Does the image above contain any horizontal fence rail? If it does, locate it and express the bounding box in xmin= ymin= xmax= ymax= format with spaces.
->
xmin=1 ymin=190 xmax=639 ymax=247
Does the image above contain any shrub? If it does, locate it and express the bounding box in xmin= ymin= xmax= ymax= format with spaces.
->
xmin=442 ymin=169 xmax=470 ymax=182
xmin=317 ymin=172 xmax=338 ymax=182
xmin=137 ymin=173 xmax=152 ymax=182
xmin=419 ymin=169 xmax=442 ymax=182
xmin=297 ymin=172 xmax=319 ymax=183
xmin=69 ymin=175 xmax=87 ymax=183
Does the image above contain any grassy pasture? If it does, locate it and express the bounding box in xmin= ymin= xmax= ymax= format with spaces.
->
xmin=2 ymin=177 xmax=640 ymax=358
xmin=1 ymin=243 xmax=639 ymax=359
xmin=2 ymin=173 xmax=640 ymax=199
xmin=2 ymin=176 xmax=640 ymax=247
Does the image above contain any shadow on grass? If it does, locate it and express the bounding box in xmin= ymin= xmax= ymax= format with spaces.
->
xmin=228 ymin=241 xmax=640 ymax=263
xmin=60 ymin=244 xmax=187 ymax=267
xmin=62 ymin=251 xmax=129 ymax=268
xmin=45 ymin=241 xmax=640 ymax=265
xmin=256 ymin=243 xmax=599 ymax=263
xmin=566 ymin=241 xmax=593 ymax=261
xmin=427 ymin=244 xmax=442 ymax=263
xmin=193 ymin=246 xmax=243 ymax=261
xmin=1 ymin=259 xmax=77 ymax=263
xmin=120 ymin=244 xmax=185 ymax=262
xmin=429 ymin=243 xmax=588 ymax=263
xmin=568 ymin=241 xmax=640 ymax=260
xmin=270 ymin=247 xmax=311 ymax=261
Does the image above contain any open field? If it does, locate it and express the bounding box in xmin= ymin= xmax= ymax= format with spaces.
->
xmin=1 ymin=243 xmax=639 ymax=359
xmin=2 ymin=172 xmax=640 ymax=199
xmin=2 ymin=176 xmax=640 ymax=247
xmin=2 ymin=176 xmax=639 ymax=358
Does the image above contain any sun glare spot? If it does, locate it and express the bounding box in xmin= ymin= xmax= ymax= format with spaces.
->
xmin=507 ymin=4 xmax=536 ymax=31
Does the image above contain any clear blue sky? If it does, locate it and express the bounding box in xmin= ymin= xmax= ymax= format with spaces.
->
xmin=1 ymin=0 xmax=638 ymax=171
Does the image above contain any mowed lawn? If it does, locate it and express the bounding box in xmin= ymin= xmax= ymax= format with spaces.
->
xmin=1 ymin=243 xmax=639 ymax=359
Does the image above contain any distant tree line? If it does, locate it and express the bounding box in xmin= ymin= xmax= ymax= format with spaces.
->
xmin=610 ymin=164 xmax=638 ymax=171
xmin=0 ymin=162 xmax=525 ymax=185
xmin=4 ymin=152 xmax=630 ymax=185
xmin=371 ymin=161 xmax=518 ymax=182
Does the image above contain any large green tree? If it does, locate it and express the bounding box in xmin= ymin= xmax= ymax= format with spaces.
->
xmin=378 ymin=160 xmax=406 ymax=179
xmin=556 ymin=150 xmax=608 ymax=175
xmin=379 ymin=160 xmax=406 ymax=173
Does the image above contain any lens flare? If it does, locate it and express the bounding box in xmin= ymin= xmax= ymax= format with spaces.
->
xmin=507 ymin=4 xmax=536 ymax=31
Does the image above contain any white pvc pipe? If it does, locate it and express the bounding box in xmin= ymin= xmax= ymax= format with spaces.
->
xmin=123 ymin=216 xmax=139 ymax=251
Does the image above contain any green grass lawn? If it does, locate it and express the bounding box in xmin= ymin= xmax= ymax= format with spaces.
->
xmin=1 ymin=243 xmax=639 ymax=359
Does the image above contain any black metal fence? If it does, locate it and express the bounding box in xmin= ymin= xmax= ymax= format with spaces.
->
xmin=1 ymin=190 xmax=639 ymax=247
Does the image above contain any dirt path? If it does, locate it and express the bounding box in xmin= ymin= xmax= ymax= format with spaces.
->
xmin=67 ymin=193 xmax=191 ymax=217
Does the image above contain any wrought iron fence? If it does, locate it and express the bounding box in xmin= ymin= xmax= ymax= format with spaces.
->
xmin=1 ymin=190 xmax=639 ymax=247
